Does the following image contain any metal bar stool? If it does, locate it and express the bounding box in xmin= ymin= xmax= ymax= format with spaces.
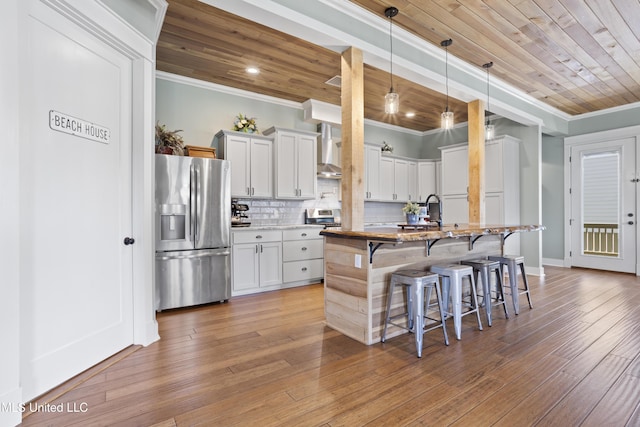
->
xmin=461 ymin=259 xmax=509 ymax=326
xmin=488 ymin=255 xmax=533 ymax=315
xmin=431 ymin=264 xmax=483 ymax=340
xmin=381 ymin=270 xmax=449 ymax=357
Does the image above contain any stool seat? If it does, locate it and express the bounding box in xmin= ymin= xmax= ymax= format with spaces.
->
xmin=488 ymin=255 xmax=533 ymax=315
xmin=430 ymin=264 xmax=483 ymax=340
xmin=461 ymin=259 xmax=509 ymax=326
xmin=381 ymin=269 xmax=449 ymax=357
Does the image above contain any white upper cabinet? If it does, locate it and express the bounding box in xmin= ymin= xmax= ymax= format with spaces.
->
xmin=417 ymin=161 xmax=436 ymax=203
xmin=407 ymin=161 xmax=418 ymax=202
xmin=264 ymin=127 xmax=318 ymax=200
xmin=215 ymin=130 xmax=273 ymax=198
xmin=441 ymin=144 xmax=469 ymax=196
xmin=364 ymin=145 xmax=381 ymax=200
xmin=366 ymin=144 xmax=424 ymax=202
xmin=439 ymin=135 xmax=521 ymax=253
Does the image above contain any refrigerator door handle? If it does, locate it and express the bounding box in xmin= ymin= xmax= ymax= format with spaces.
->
xmin=190 ymin=165 xmax=202 ymax=242
xmin=190 ymin=166 xmax=196 ymax=241
xmin=156 ymin=249 xmax=230 ymax=261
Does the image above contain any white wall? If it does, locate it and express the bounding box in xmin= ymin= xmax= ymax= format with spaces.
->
xmin=0 ymin=1 xmax=22 ymax=424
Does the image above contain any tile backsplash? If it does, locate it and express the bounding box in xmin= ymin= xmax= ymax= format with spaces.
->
xmin=236 ymin=178 xmax=405 ymax=226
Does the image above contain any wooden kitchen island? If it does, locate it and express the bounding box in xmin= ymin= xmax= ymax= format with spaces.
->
xmin=319 ymin=224 xmax=543 ymax=345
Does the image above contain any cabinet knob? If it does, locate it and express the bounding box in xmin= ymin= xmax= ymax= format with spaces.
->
xmin=301 ymin=247 xmax=307 ymax=251
xmin=301 ymin=233 xmax=307 ymax=237
xmin=301 ymin=267 xmax=307 ymax=271
xmin=256 ymin=235 xmax=262 ymax=239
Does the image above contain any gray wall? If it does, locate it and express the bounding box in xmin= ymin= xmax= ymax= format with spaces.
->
xmin=569 ymin=106 xmax=640 ymax=136
xmin=156 ymin=75 xmax=640 ymax=265
xmin=541 ymin=136 xmax=565 ymax=261
xmin=156 ymin=78 xmax=315 ymax=149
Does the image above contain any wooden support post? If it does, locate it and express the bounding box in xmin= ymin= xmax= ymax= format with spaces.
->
xmin=468 ymin=99 xmax=485 ymax=224
xmin=340 ymin=47 xmax=365 ymax=231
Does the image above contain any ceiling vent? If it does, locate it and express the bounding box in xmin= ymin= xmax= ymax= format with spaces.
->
xmin=324 ymin=75 xmax=342 ymax=87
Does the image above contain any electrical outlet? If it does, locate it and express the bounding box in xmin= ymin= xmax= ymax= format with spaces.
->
xmin=354 ymin=254 xmax=361 ymax=268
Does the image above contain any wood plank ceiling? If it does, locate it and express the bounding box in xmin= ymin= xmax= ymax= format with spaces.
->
xmin=156 ymin=0 xmax=640 ymax=132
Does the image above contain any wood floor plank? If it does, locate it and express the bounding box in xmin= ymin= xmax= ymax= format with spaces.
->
xmin=21 ymin=266 xmax=640 ymax=427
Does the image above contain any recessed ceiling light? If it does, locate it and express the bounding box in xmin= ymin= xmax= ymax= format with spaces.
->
xmin=405 ymin=112 xmax=415 ymax=118
xmin=246 ymin=67 xmax=260 ymax=74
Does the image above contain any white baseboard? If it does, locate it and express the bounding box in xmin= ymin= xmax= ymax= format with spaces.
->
xmin=542 ymin=257 xmax=566 ymax=267
xmin=524 ymin=265 xmax=545 ymax=277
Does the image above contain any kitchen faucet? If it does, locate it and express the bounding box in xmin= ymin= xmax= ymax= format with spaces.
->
xmin=425 ymin=194 xmax=443 ymax=228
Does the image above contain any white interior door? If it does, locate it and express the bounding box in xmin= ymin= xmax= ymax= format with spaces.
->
xmin=21 ymin=5 xmax=133 ymax=399
xmin=570 ymin=138 xmax=636 ymax=273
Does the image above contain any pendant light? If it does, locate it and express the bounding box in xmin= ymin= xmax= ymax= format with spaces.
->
xmin=483 ymin=61 xmax=495 ymax=140
xmin=384 ymin=7 xmax=399 ymax=114
xmin=440 ymin=38 xmax=453 ymax=129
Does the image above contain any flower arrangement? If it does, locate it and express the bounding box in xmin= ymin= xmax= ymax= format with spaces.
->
xmin=232 ymin=113 xmax=258 ymax=133
xmin=402 ymin=201 xmax=421 ymax=215
xmin=155 ymin=122 xmax=185 ymax=156
xmin=381 ymin=141 xmax=394 ymax=153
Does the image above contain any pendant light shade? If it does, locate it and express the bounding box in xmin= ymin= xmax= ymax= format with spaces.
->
xmin=441 ymin=39 xmax=453 ymax=129
xmin=384 ymin=7 xmax=399 ymax=114
xmin=483 ymin=61 xmax=495 ymax=140
xmin=385 ymin=91 xmax=399 ymax=114
xmin=441 ymin=110 xmax=454 ymax=129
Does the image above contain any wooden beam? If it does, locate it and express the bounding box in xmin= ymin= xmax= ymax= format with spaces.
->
xmin=468 ymin=99 xmax=485 ymax=224
xmin=340 ymin=47 xmax=365 ymax=231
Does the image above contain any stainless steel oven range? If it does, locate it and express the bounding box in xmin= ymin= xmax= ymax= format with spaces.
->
xmin=305 ymin=208 xmax=341 ymax=228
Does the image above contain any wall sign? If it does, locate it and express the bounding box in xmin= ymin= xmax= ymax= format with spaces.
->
xmin=49 ymin=110 xmax=110 ymax=144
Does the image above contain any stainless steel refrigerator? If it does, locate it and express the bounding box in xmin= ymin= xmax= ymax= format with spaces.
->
xmin=155 ymin=154 xmax=231 ymax=310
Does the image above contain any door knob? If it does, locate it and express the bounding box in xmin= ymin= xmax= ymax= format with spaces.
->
xmin=123 ymin=237 xmax=135 ymax=245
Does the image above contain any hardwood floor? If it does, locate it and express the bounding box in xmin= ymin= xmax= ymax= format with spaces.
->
xmin=21 ymin=266 xmax=640 ymax=426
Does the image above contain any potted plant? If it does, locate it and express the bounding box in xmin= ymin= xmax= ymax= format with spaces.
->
xmin=402 ymin=201 xmax=420 ymax=225
xmin=232 ymin=113 xmax=258 ymax=134
xmin=155 ymin=122 xmax=186 ymax=156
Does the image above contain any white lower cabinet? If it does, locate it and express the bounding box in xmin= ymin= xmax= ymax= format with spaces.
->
xmin=282 ymin=228 xmax=324 ymax=283
xmin=232 ymin=227 xmax=324 ymax=296
xmin=232 ymin=230 xmax=282 ymax=295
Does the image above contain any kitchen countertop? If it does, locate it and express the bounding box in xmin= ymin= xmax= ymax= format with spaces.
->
xmin=320 ymin=223 xmax=545 ymax=242
xmin=231 ymin=224 xmax=325 ymax=231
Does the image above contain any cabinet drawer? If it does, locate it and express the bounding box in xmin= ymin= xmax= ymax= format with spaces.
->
xmin=233 ymin=230 xmax=282 ymax=244
xmin=282 ymin=227 xmax=323 ymax=241
xmin=282 ymin=239 xmax=323 ymax=261
xmin=283 ymin=259 xmax=323 ymax=283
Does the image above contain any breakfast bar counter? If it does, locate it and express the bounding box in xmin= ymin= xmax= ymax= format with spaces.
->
xmin=319 ymin=224 xmax=544 ymax=345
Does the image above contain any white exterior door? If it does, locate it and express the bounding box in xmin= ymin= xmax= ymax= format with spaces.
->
xmin=570 ymin=139 xmax=636 ymax=273
xmin=21 ymin=6 xmax=134 ymax=399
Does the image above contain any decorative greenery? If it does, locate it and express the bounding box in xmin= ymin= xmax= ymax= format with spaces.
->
xmin=381 ymin=141 xmax=394 ymax=153
xmin=402 ymin=201 xmax=421 ymax=215
xmin=233 ymin=113 xmax=258 ymax=133
xmin=155 ymin=122 xmax=185 ymax=156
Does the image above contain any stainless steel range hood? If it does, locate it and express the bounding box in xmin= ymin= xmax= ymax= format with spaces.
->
xmin=317 ymin=122 xmax=341 ymax=179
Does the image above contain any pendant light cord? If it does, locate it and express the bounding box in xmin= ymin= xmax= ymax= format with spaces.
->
xmin=388 ymin=11 xmax=394 ymax=91
xmin=441 ymin=39 xmax=452 ymax=113
xmin=483 ymin=61 xmax=493 ymax=126
xmin=445 ymin=46 xmax=449 ymax=112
